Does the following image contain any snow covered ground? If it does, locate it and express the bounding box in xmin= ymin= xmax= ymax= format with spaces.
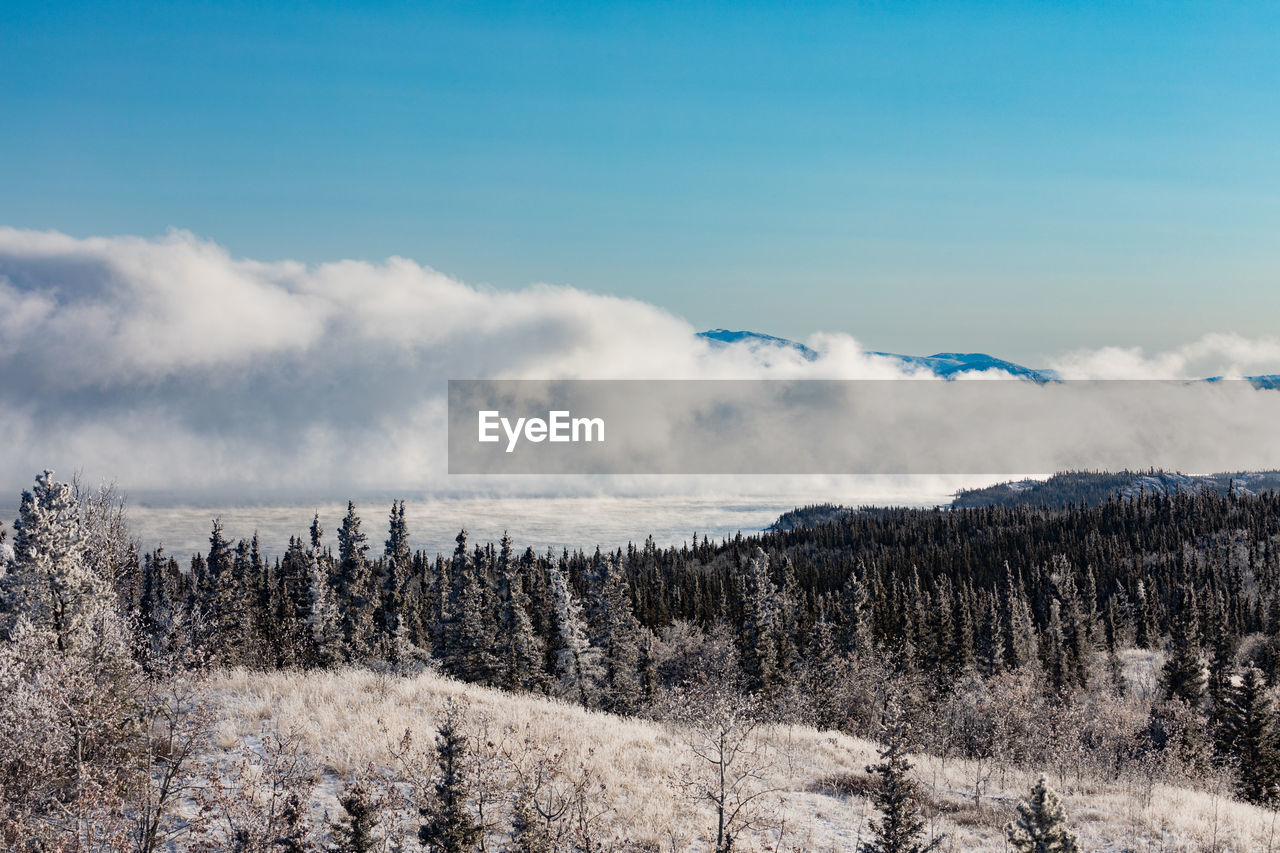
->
xmin=203 ymin=667 xmax=1280 ymax=852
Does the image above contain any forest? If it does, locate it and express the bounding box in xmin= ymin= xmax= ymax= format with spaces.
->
xmin=4 ymin=469 xmax=1280 ymax=851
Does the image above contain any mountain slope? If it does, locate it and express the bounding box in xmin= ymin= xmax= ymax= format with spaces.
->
xmin=952 ymin=470 xmax=1280 ymax=509
xmin=699 ymin=329 xmax=1054 ymax=379
xmin=700 ymin=329 xmax=1280 ymax=386
xmin=205 ymin=665 xmax=1277 ymax=852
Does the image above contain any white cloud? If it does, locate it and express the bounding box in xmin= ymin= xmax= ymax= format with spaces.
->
xmin=0 ymin=228 xmax=903 ymax=497
xmin=1048 ymin=332 xmax=1280 ymax=380
xmin=2 ymin=227 xmax=1279 ymax=501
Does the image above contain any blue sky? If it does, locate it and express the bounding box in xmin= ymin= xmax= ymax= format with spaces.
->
xmin=3 ymin=1 xmax=1278 ymax=362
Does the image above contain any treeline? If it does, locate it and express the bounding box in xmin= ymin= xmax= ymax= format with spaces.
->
xmin=6 ymin=469 xmax=1280 ymax=847
xmin=96 ymin=481 xmax=1280 ymax=803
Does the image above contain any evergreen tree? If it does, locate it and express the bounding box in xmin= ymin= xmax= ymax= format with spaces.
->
xmin=586 ymin=550 xmax=645 ymax=713
xmin=803 ymin=616 xmax=848 ymax=731
xmin=1161 ymin=587 xmax=1205 ymax=705
xmin=307 ymin=538 xmax=344 ymax=668
xmin=337 ymin=502 xmax=376 ymax=661
xmin=379 ymin=500 xmax=411 ymax=654
xmin=737 ymin=547 xmax=782 ymax=696
xmin=548 ymin=557 xmax=602 ymax=706
xmin=1222 ymin=666 xmax=1280 ymax=805
xmin=508 ymin=787 xmax=551 ymax=853
xmin=859 ymin=704 xmax=942 ymax=853
xmin=975 ymin=594 xmax=1005 ymax=677
xmin=496 ymin=533 xmax=546 ymax=693
xmin=1005 ymin=776 xmax=1080 ymax=853
xmin=276 ymin=536 xmax=314 ymax=667
xmin=0 ymin=470 xmax=120 ymax=656
xmin=418 ymin=701 xmax=482 ymax=853
xmin=138 ymin=546 xmax=177 ymax=668
xmin=328 ymin=782 xmax=379 ymax=853
xmin=445 ymin=531 xmax=499 ymax=683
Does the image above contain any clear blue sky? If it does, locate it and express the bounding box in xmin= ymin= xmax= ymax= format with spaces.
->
xmin=3 ymin=1 xmax=1278 ymax=362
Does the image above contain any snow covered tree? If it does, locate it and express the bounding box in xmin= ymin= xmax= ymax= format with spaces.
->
xmin=548 ymin=557 xmax=602 ymax=706
xmin=273 ymin=537 xmax=314 ymax=668
xmin=418 ymin=701 xmax=482 ymax=853
xmin=379 ymin=501 xmax=411 ymax=655
xmin=307 ymin=539 xmax=344 ymax=668
xmin=496 ymin=533 xmax=546 ymax=693
xmin=586 ymin=550 xmax=646 ymax=713
xmin=1221 ymin=666 xmax=1280 ymax=805
xmin=737 ymin=547 xmax=782 ymax=696
xmin=1162 ymin=587 xmax=1205 ymax=705
xmin=668 ymin=685 xmax=775 ymax=853
xmin=138 ymin=546 xmax=181 ymax=670
xmin=198 ymin=518 xmax=244 ymax=664
xmin=336 ymin=502 xmax=376 ymax=661
xmin=1005 ymin=776 xmax=1080 ymax=853
xmin=860 ymin=703 xmax=942 ymax=853
xmin=328 ymin=782 xmax=380 ymax=853
xmin=444 ymin=531 xmax=498 ymax=684
xmin=0 ymin=470 xmax=121 ymax=657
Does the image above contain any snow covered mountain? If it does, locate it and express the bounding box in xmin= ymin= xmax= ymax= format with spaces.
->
xmin=698 ymin=329 xmax=1056 ymax=379
xmin=699 ymin=329 xmax=1280 ymax=387
xmin=698 ymin=328 xmax=819 ymax=360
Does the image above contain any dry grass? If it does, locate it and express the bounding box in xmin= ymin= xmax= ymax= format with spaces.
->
xmin=203 ymin=667 xmax=1280 ymax=852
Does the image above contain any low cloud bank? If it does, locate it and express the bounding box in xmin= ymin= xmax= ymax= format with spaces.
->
xmin=1 ymin=227 xmax=1278 ymax=501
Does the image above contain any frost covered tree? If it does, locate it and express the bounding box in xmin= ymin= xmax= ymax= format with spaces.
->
xmin=444 ymin=531 xmax=498 ymax=684
xmin=668 ymin=684 xmax=777 ymax=853
xmin=737 ymin=547 xmax=782 ymax=696
xmin=336 ymin=502 xmax=376 ymax=661
xmin=496 ymin=533 xmax=546 ymax=693
xmin=1162 ymin=587 xmax=1205 ymax=705
xmin=138 ymin=546 xmax=182 ymax=670
xmin=1221 ymin=666 xmax=1280 ymax=805
xmin=328 ymin=782 xmax=379 ymax=853
xmin=860 ymin=703 xmax=942 ymax=853
xmin=198 ymin=518 xmax=244 ymax=663
xmin=379 ymin=501 xmax=411 ymax=654
xmin=549 ymin=557 xmax=602 ymax=706
xmin=307 ymin=537 xmax=344 ymax=668
xmin=0 ymin=470 xmax=120 ymax=657
xmin=273 ymin=537 xmax=314 ymax=668
xmin=1005 ymin=776 xmax=1080 ymax=853
xmin=418 ymin=701 xmax=482 ymax=853
xmin=586 ymin=549 xmax=645 ymax=713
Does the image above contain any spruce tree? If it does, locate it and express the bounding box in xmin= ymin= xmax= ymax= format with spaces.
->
xmin=1005 ymin=776 xmax=1080 ymax=853
xmin=328 ymin=782 xmax=379 ymax=853
xmin=586 ymin=550 xmax=645 ymax=713
xmin=0 ymin=470 xmax=120 ymax=656
xmin=1222 ymin=666 xmax=1280 ymax=805
xmin=307 ymin=540 xmax=344 ymax=668
xmin=737 ymin=548 xmax=782 ymax=696
xmin=446 ymin=533 xmax=498 ymax=684
xmin=859 ymin=704 xmax=942 ymax=853
xmin=380 ymin=500 xmax=411 ymax=654
xmin=496 ymin=533 xmax=546 ymax=693
xmin=336 ymin=502 xmax=376 ymax=661
xmin=418 ymin=701 xmax=482 ymax=853
xmin=198 ymin=519 xmax=250 ymax=665
xmin=138 ymin=546 xmax=176 ymax=669
xmin=976 ymin=594 xmax=1005 ymax=677
xmin=1161 ymin=587 xmax=1205 ymax=705
xmin=548 ymin=557 xmax=602 ymax=706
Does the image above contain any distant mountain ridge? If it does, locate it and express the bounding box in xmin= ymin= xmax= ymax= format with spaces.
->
xmin=952 ymin=470 xmax=1280 ymax=509
xmin=766 ymin=470 xmax=1280 ymax=531
xmin=699 ymin=329 xmax=1056 ymax=379
xmin=699 ymin=329 xmax=1280 ymax=387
